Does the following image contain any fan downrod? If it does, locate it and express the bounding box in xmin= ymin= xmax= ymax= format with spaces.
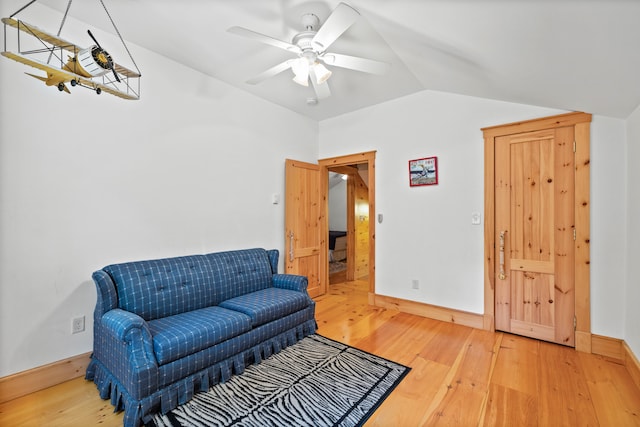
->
xmin=292 ymin=14 xmax=320 ymax=51
xmin=300 ymin=13 xmax=319 ymax=31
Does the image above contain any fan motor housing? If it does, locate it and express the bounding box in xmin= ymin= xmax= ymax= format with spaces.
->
xmin=292 ymin=31 xmax=317 ymax=51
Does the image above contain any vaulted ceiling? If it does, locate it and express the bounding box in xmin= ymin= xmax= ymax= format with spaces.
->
xmin=14 ymin=0 xmax=640 ymax=120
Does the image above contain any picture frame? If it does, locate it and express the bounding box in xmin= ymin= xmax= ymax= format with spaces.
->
xmin=409 ymin=156 xmax=438 ymax=187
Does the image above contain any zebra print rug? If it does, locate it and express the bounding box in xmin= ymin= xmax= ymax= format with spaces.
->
xmin=147 ymin=334 xmax=410 ymax=427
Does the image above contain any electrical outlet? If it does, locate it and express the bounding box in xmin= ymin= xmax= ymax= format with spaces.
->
xmin=72 ymin=316 xmax=85 ymax=334
xmin=411 ymin=279 xmax=420 ymax=290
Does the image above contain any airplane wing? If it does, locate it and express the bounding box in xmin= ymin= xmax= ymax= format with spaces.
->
xmin=113 ymin=63 xmax=141 ymax=78
xmin=2 ymin=51 xmax=71 ymax=77
xmin=89 ymin=78 xmax=139 ymax=100
xmin=1 ymin=17 xmax=78 ymax=54
xmin=1 ymin=51 xmax=139 ymax=100
xmin=2 ymin=17 xmax=141 ymax=78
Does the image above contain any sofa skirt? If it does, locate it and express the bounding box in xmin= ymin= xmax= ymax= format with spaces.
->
xmin=86 ymin=318 xmax=317 ymax=427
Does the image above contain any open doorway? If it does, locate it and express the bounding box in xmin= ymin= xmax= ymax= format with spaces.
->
xmin=328 ymin=164 xmax=369 ymax=284
xmin=319 ymin=151 xmax=375 ymax=297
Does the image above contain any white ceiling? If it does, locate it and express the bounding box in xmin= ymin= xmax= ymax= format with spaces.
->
xmin=12 ymin=0 xmax=640 ymax=121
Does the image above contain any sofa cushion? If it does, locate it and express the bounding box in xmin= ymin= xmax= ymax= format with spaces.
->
xmin=102 ymin=249 xmax=275 ymax=321
xmin=104 ymin=255 xmax=222 ymax=321
xmin=147 ymin=306 xmax=252 ymax=366
xmin=219 ymin=288 xmax=310 ymax=327
xmin=206 ymin=249 xmax=274 ymax=302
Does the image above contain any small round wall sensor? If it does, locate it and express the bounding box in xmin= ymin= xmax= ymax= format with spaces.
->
xmin=306 ymin=97 xmax=318 ymax=106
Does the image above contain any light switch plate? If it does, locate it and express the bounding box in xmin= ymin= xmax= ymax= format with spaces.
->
xmin=471 ymin=212 xmax=482 ymax=225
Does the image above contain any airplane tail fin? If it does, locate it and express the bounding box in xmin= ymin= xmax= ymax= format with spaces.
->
xmin=25 ymin=72 xmax=70 ymax=93
xmin=25 ymin=72 xmax=47 ymax=82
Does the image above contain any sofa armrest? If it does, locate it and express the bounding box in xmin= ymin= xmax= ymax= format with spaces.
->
xmin=102 ymin=309 xmax=156 ymax=366
xmin=92 ymin=270 xmax=118 ymax=319
xmin=102 ymin=309 xmax=149 ymax=342
xmin=266 ymin=249 xmax=279 ymax=274
xmin=96 ymin=309 xmax=158 ymax=400
xmin=272 ymin=274 xmax=308 ymax=293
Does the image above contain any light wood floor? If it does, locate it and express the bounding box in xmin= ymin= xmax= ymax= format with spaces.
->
xmin=2 ymin=279 xmax=639 ymax=426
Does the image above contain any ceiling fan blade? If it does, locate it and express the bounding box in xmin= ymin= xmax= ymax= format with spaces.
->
xmin=227 ymin=26 xmax=301 ymax=54
xmin=246 ymin=60 xmax=294 ymax=85
xmin=309 ymin=67 xmax=331 ymax=99
xmin=311 ymin=2 xmax=360 ymax=52
xmin=321 ymin=53 xmax=390 ymax=75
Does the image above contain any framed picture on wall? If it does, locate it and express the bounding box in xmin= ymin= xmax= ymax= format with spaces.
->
xmin=409 ymin=156 xmax=438 ymax=186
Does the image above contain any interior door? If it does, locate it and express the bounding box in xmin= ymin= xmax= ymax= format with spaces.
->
xmin=494 ymin=127 xmax=576 ymax=346
xmin=284 ymin=159 xmax=325 ymax=298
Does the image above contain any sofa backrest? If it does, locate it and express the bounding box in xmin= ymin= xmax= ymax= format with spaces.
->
xmin=102 ymin=248 xmax=274 ymax=321
xmin=205 ymin=249 xmax=274 ymax=302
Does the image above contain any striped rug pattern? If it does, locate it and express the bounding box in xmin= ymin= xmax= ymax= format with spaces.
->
xmin=147 ymin=334 xmax=410 ymax=427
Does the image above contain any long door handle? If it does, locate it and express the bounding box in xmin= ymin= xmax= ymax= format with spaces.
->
xmin=288 ymin=231 xmax=294 ymax=262
xmin=499 ymin=230 xmax=507 ymax=280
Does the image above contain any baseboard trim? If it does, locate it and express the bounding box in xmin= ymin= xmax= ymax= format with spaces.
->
xmin=590 ymin=335 xmax=640 ymax=391
xmin=372 ymin=293 xmax=485 ymax=329
xmin=591 ymin=334 xmax=625 ymax=361
xmin=623 ymin=341 xmax=640 ymax=391
xmin=0 ymin=351 xmax=91 ymax=404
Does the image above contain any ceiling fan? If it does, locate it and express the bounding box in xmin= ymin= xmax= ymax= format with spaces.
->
xmin=227 ymin=2 xmax=390 ymax=101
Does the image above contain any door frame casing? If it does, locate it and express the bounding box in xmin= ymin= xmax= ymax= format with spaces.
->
xmin=482 ymin=112 xmax=592 ymax=352
xmin=319 ymin=151 xmax=376 ymax=299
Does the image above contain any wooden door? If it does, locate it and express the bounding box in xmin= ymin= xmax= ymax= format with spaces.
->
xmin=494 ymin=127 xmax=576 ymax=346
xmin=284 ymin=159 xmax=325 ymax=298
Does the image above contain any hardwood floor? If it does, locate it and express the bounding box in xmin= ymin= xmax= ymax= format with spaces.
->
xmin=2 ymin=279 xmax=639 ymax=426
xmin=319 ymin=281 xmax=640 ymax=426
xmin=329 ymin=266 xmax=347 ymax=284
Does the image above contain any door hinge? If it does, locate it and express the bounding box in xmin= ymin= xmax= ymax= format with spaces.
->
xmin=574 ymin=315 xmax=577 ymax=331
xmin=573 ymin=229 xmax=576 ymax=241
xmin=573 ymin=141 xmax=576 ymax=152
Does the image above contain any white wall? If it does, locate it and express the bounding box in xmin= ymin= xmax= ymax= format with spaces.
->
xmin=328 ymin=180 xmax=347 ymax=231
xmin=590 ymin=115 xmax=628 ymax=339
xmin=319 ymin=90 xmax=628 ymax=340
xmin=625 ymin=105 xmax=640 ymax=358
xmin=0 ymin=8 xmax=317 ymax=376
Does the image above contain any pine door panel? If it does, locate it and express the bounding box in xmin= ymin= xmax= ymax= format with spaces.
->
xmin=284 ymin=159 xmax=325 ymax=298
xmin=495 ymin=128 xmax=575 ymax=346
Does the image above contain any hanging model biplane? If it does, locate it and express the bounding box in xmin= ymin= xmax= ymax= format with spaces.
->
xmin=1 ymin=17 xmax=140 ymax=100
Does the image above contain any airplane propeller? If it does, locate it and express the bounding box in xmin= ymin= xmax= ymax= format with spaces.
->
xmin=87 ymin=30 xmax=120 ymax=83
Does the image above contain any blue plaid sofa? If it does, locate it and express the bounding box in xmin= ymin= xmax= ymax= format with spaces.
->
xmin=85 ymin=248 xmax=317 ymax=427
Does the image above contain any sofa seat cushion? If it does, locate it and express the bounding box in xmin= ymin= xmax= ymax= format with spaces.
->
xmin=147 ymin=306 xmax=252 ymax=366
xmin=219 ymin=288 xmax=309 ymax=327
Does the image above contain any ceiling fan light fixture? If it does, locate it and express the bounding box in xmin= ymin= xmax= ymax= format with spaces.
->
xmin=313 ymin=62 xmax=332 ymax=84
xmin=291 ymin=57 xmax=310 ymax=86
xmin=293 ymin=74 xmax=309 ymax=86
